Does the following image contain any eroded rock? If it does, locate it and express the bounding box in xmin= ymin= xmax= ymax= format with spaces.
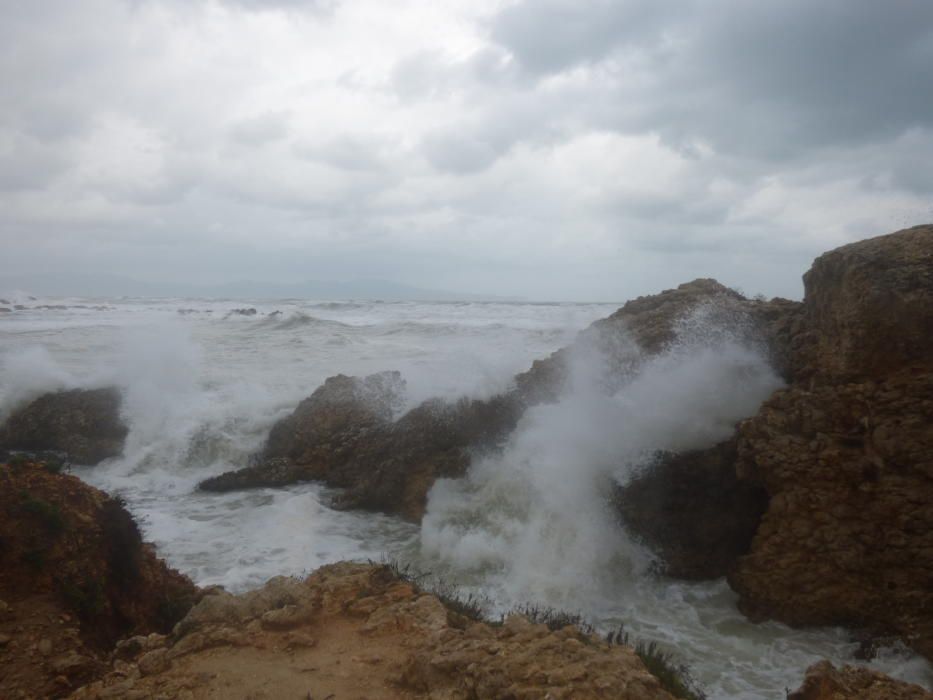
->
xmin=0 ymin=387 xmax=128 ymax=465
xmin=725 ymin=226 xmax=933 ymax=659
xmin=788 ymin=660 xmax=933 ymax=700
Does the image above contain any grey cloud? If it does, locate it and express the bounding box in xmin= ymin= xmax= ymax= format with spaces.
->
xmin=487 ymin=0 xmax=933 ymax=161
xmin=488 ymin=0 xmax=676 ymax=76
xmin=228 ymin=112 xmax=291 ymax=147
xmin=294 ymin=136 xmax=388 ymax=172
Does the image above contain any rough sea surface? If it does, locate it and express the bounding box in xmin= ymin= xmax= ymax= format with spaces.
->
xmin=1 ymin=295 xmax=930 ymax=699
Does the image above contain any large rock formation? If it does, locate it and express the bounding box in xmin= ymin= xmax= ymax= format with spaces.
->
xmin=70 ymin=562 xmax=681 ymax=700
xmin=201 ymin=278 xmax=785 ymax=524
xmin=729 ymin=225 xmax=933 ymax=659
xmin=0 ymin=387 xmax=128 ymax=465
xmin=0 ymin=456 xmax=199 ymax=698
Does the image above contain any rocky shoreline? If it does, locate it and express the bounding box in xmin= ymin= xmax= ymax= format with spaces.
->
xmin=1 ymin=224 xmax=931 ymax=698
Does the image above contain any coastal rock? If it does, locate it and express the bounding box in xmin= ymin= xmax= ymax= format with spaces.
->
xmin=614 ymin=439 xmax=768 ymax=579
xmin=70 ymin=562 xmax=681 ymax=700
xmin=788 ymin=660 xmax=933 ymax=700
xmin=793 ymin=225 xmax=933 ymax=382
xmin=0 ymin=457 xmax=199 ymax=698
xmin=0 ymin=387 xmax=128 ymax=465
xmin=0 ymin=459 xmax=199 ymax=649
xmin=730 ymin=225 xmax=933 ymax=659
xmin=200 ymin=372 xmax=523 ymax=521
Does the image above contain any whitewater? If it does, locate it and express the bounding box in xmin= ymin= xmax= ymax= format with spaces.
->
xmin=1 ymin=295 xmax=930 ymax=699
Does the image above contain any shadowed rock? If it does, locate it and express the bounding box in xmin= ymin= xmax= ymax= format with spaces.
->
xmin=199 ymin=372 xmax=524 ymax=521
xmin=614 ymin=439 xmax=768 ymax=580
xmin=0 ymin=388 xmax=128 ymax=465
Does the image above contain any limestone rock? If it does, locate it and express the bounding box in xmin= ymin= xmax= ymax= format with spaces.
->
xmin=729 ymin=226 xmax=933 ymax=659
xmin=0 ymin=388 xmax=128 ymax=465
xmin=788 ymin=660 xmax=933 ymax=699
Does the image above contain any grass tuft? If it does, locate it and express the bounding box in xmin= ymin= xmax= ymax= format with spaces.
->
xmin=607 ymin=624 xmax=707 ymax=700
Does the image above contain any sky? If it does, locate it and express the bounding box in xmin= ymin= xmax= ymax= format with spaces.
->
xmin=1 ymin=0 xmax=931 ymax=301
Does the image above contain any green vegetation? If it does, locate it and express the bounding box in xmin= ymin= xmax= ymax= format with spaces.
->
xmin=58 ymin=578 xmax=106 ymax=619
xmin=21 ymin=547 xmax=46 ymax=570
xmin=20 ymin=493 xmax=66 ymax=535
xmin=375 ymin=558 xmax=487 ymax=623
xmin=608 ymin=625 xmax=707 ymax=700
xmin=510 ymin=603 xmax=595 ymax=634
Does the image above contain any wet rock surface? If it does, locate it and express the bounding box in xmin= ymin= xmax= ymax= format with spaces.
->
xmin=614 ymin=439 xmax=769 ymax=580
xmin=0 ymin=387 xmax=128 ymax=465
xmin=200 ymin=372 xmax=524 ymax=521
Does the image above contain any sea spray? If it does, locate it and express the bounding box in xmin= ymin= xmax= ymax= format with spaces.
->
xmin=421 ymin=307 xmax=783 ymax=607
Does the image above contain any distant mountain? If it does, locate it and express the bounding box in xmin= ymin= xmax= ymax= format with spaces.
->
xmin=0 ymin=272 xmax=522 ymax=302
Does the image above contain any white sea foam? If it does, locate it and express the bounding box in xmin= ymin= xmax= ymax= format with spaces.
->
xmin=0 ymin=297 xmax=930 ymax=698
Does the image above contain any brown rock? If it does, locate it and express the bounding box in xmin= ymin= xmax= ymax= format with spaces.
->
xmin=70 ymin=562 xmax=681 ymax=700
xmin=0 ymin=461 xmax=200 ymax=651
xmin=614 ymin=439 xmax=768 ymax=579
xmin=789 ymin=660 xmax=933 ymax=699
xmin=729 ymin=226 xmax=933 ymax=659
xmin=0 ymin=387 xmax=128 ymax=465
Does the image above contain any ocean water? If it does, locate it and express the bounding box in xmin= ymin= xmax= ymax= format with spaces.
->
xmin=1 ymin=295 xmax=930 ymax=699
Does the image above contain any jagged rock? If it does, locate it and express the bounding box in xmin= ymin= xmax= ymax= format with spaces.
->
xmin=515 ymin=278 xmax=800 ymax=403
xmin=200 ymin=372 xmax=523 ymax=521
xmin=0 ymin=459 xmax=199 ymax=650
xmin=263 ymin=371 xmax=406 ymax=461
xmin=614 ymin=439 xmax=768 ymax=579
xmin=0 ymin=388 xmax=128 ymax=465
xmin=730 ymin=225 xmax=933 ymax=660
xmin=788 ymin=660 xmax=933 ymax=699
xmin=793 ymin=225 xmax=933 ymax=382
xmin=71 ymin=562 xmax=681 ymax=700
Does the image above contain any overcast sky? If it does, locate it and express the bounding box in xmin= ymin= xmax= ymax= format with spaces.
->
xmin=1 ymin=0 xmax=931 ymax=300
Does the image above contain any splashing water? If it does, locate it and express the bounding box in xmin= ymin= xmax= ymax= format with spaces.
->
xmin=0 ymin=297 xmax=930 ymax=698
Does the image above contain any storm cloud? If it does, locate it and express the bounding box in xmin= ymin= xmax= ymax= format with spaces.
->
xmin=1 ymin=0 xmax=930 ymax=300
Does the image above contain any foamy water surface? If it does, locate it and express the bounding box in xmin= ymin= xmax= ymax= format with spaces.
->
xmin=1 ymin=295 xmax=930 ymax=699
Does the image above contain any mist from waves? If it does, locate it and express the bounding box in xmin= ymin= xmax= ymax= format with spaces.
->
xmin=1 ymin=297 xmax=931 ymax=697
xmin=418 ymin=309 xmax=933 ymax=698
xmin=0 ymin=297 xmax=612 ymax=589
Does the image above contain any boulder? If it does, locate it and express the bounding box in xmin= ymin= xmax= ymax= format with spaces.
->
xmin=0 ymin=388 xmax=128 ymax=465
xmin=788 ymin=660 xmax=933 ymax=700
xmin=200 ymin=373 xmax=523 ymax=522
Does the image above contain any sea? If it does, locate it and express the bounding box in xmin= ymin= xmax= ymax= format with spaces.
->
xmin=1 ymin=293 xmax=930 ymax=699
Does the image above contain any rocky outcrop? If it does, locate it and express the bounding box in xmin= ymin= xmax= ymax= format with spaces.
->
xmin=0 ymin=457 xmax=200 ymax=698
xmin=71 ymin=562 xmax=680 ymax=700
xmin=0 ymin=388 xmax=128 ymax=465
xmin=0 ymin=458 xmax=199 ymax=647
xmin=200 ymin=372 xmax=524 ymax=521
xmin=516 ymin=278 xmax=800 ymax=402
xmin=202 ymin=279 xmax=791 ymax=523
xmin=788 ymin=660 xmax=933 ymax=700
xmin=614 ymin=440 xmax=769 ymax=579
xmin=729 ymin=225 xmax=933 ymax=658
